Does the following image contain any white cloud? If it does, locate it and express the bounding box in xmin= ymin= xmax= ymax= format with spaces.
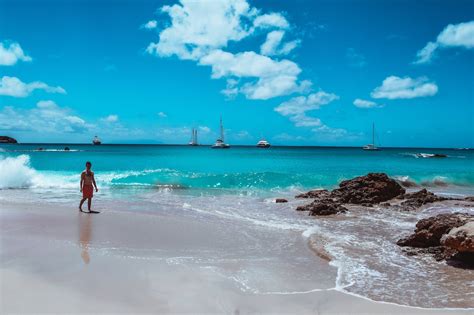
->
xmin=0 ymin=76 xmax=66 ymax=98
xmin=235 ymin=130 xmax=251 ymax=139
xmin=253 ymin=12 xmax=289 ymax=29
xmin=221 ymin=78 xmax=239 ymax=98
xmin=371 ymin=76 xmax=438 ymax=99
xmin=200 ymin=49 xmax=308 ymax=99
xmin=0 ymin=101 xmax=91 ymax=133
xmin=145 ymin=0 xmax=307 ymax=100
xmin=414 ymin=42 xmax=438 ymax=64
xmin=275 ymin=91 xmax=339 ymax=116
xmin=157 ymin=111 xmax=167 ymax=118
xmin=353 ymin=98 xmax=380 ymax=108
xmin=346 ymin=48 xmax=366 ymax=68
xmin=142 ymin=20 xmax=158 ymax=30
xmin=198 ymin=126 xmax=210 ymax=133
xmin=101 ymin=114 xmax=119 ymax=123
xmin=275 ymin=91 xmax=344 ymax=135
xmin=146 ymin=0 xmax=257 ymax=60
xmin=0 ymin=41 xmax=32 ymax=66
xmin=414 ymin=20 xmax=474 ymax=64
xmin=260 ymin=30 xmax=300 ymax=56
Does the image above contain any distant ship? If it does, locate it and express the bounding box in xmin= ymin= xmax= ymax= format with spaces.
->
xmin=211 ymin=116 xmax=230 ymax=149
xmin=363 ymin=123 xmax=379 ymax=151
xmin=92 ymin=136 xmax=102 ymax=145
xmin=257 ymin=139 xmax=271 ymax=148
xmin=189 ymin=128 xmax=198 ymax=146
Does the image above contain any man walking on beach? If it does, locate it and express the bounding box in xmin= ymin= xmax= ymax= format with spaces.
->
xmin=79 ymin=161 xmax=99 ymax=213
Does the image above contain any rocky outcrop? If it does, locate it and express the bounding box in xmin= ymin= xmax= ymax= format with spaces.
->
xmin=441 ymin=221 xmax=474 ymax=253
xmin=397 ymin=213 xmax=474 ymax=266
xmin=400 ymin=189 xmax=448 ymax=210
xmin=296 ymin=199 xmax=347 ymax=216
xmin=295 ymin=173 xmax=461 ymax=216
xmin=331 ymin=173 xmax=405 ymax=205
xmin=275 ymin=198 xmax=288 ymax=203
xmin=397 ymin=213 xmax=470 ymax=248
xmin=0 ymin=136 xmax=17 ymax=143
xmin=295 ymin=189 xmax=330 ymax=199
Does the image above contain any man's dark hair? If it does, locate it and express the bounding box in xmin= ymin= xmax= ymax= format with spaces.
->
xmin=86 ymin=161 xmax=92 ymax=166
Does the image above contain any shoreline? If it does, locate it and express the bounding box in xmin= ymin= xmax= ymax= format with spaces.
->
xmin=1 ymin=197 xmax=473 ymax=313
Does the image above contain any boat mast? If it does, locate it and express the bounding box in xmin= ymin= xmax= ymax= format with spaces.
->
xmin=372 ymin=123 xmax=375 ymax=147
xmin=194 ymin=128 xmax=198 ymax=145
xmin=220 ymin=115 xmax=224 ymax=142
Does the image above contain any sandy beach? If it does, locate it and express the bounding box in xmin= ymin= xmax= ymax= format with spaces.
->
xmin=1 ymin=196 xmax=472 ymax=314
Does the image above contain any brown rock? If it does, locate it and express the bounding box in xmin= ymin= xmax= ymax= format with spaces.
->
xmin=331 ymin=173 xmax=405 ymax=204
xmin=275 ymin=198 xmax=288 ymax=203
xmin=400 ymin=189 xmax=448 ymax=210
xmin=296 ymin=199 xmax=347 ymax=216
xmin=441 ymin=221 xmax=474 ymax=253
xmin=464 ymin=196 xmax=474 ymax=202
xmin=397 ymin=213 xmax=473 ymax=248
xmin=295 ymin=189 xmax=330 ymax=199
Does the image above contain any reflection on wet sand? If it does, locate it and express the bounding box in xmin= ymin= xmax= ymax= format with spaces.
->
xmin=79 ymin=213 xmax=92 ymax=264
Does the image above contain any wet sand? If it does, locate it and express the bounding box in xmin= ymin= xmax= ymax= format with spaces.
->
xmin=1 ymin=199 xmax=472 ymax=314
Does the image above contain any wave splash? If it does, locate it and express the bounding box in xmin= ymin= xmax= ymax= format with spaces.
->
xmin=0 ymin=155 xmax=38 ymax=189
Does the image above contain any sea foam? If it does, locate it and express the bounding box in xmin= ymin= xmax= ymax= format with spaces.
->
xmin=0 ymin=155 xmax=37 ymax=189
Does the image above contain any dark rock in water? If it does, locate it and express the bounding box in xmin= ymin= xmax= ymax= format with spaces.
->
xmin=37 ymin=147 xmax=44 ymax=151
xmin=331 ymin=173 xmax=405 ymax=204
xmin=397 ymin=213 xmax=471 ymax=248
xmin=397 ymin=178 xmax=419 ymax=188
xmin=398 ymin=213 xmax=474 ymax=267
xmin=402 ymin=246 xmax=457 ymax=261
xmin=296 ymin=199 xmax=347 ymax=216
xmin=275 ymin=198 xmax=288 ymax=203
xmin=400 ymin=189 xmax=448 ymax=210
xmin=432 ymin=154 xmax=447 ymax=158
xmin=64 ymin=147 xmax=70 ymax=151
xmin=441 ymin=221 xmax=474 ymax=253
xmin=295 ymin=189 xmax=330 ymax=199
xmin=0 ymin=136 xmax=17 ymax=143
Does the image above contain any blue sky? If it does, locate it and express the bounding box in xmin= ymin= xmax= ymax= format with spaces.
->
xmin=0 ymin=0 xmax=473 ymax=147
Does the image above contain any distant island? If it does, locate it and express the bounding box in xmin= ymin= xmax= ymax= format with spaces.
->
xmin=0 ymin=136 xmax=18 ymax=143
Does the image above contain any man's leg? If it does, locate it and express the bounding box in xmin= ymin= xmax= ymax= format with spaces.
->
xmin=87 ymin=198 xmax=92 ymax=211
xmin=79 ymin=198 xmax=86 ymax=211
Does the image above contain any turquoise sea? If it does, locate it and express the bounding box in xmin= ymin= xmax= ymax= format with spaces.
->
xmin=1 ymin=143 xmax=474 ymax=308
xmin=0 ymin=144 xmax=473 ymax=194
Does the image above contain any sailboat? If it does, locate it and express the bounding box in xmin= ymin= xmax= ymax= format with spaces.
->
xmin=211 ymin=116 xmax=230 ymax=149
xmin=188 ymin=128 xmax=198 ymax=146
xmin=363 ymin=123 xmax=379 ymax=150
xmin=92 ymin=135 xmax=102 ymax=145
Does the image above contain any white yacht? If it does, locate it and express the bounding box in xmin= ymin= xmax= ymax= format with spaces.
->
xmin=212 ymin=116 xmax=230 ymax=149
xmin=363 ymin=123 xmax=379 ymax=150
xmin=189 ymin=128 xmax=198 ymax=146
xmin=92 ymin=136 xmax=102 ymax=145
xmin=257 ymin=139 xmax=271 ymax=148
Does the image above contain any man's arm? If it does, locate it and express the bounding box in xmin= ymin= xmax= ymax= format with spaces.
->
xmin=92 ymin=173 xmax=98 ymax=192
xmin=80 ymin=173 xmax=84 ymax=192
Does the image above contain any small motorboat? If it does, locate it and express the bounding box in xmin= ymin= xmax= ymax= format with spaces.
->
xmin=257 ymin=139 xmax=271 ymax=148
